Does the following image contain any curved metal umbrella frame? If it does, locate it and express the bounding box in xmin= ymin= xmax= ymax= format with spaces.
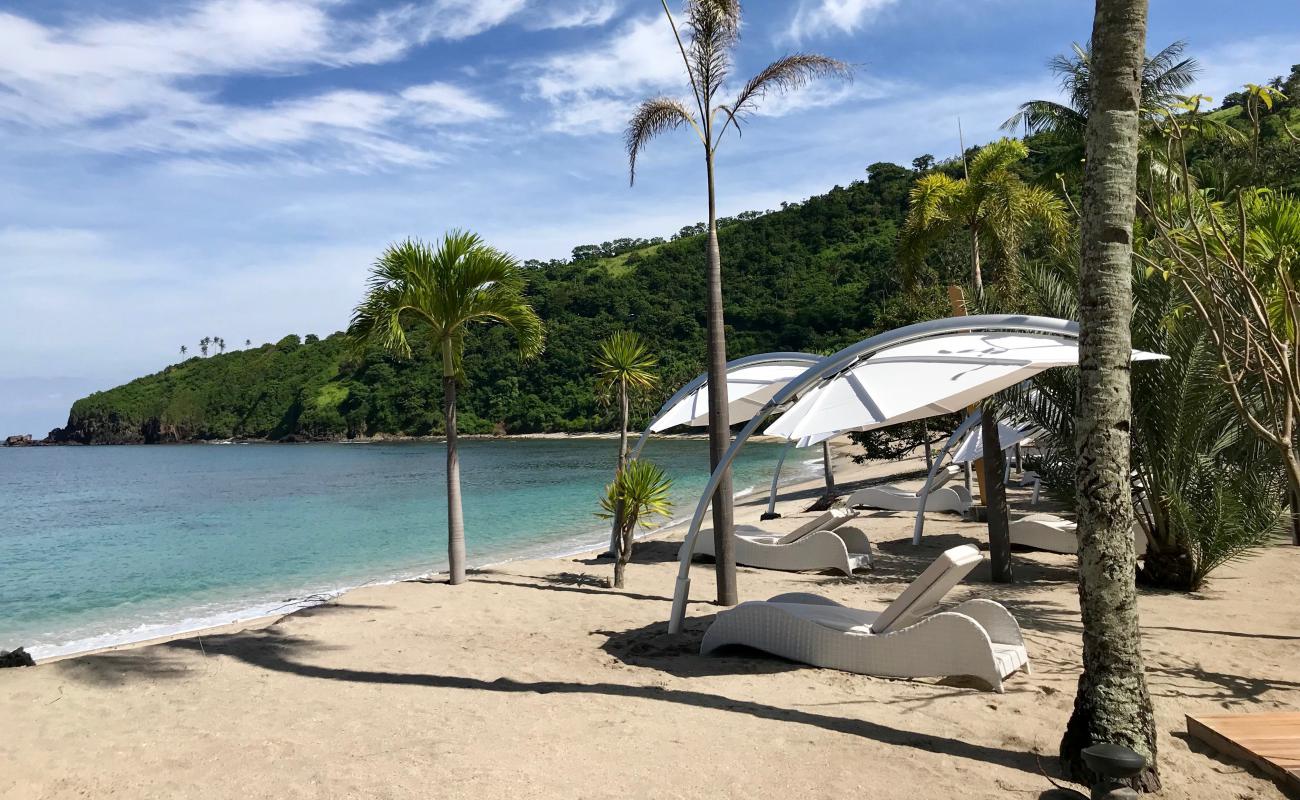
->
xmin=667 ymin=314 xmax=1081 ymax=633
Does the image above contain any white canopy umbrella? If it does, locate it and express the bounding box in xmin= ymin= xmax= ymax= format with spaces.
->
xmin=667 ymin=316 xmax=1168 ymax=633
xmin=950 ymin=420 xmax=1033 ymax=465
xmin=764 ymin=332 xmax=1164 ymax=443
xmin=647 ymin=353 xmax=821 ymax=432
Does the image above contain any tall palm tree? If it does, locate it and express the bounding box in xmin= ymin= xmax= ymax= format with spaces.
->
xmin=1003 ymin=40 xmax=1198 ymax=138
xmin=899 ymin=138 xmax=1067 ymax=583
xmin=349 ymin=231 xmax=544 ymax=585
xmin=1059 ymin=0 xmax=1160 ymax=790
xmin=199 ymin=337 xmax=210 ymax=357
xmin=595 ymin=330 xmax=660 ymax=559
xmin=626 ymin=0 xmax=849 ymax=605
xmin=179 ymin=345 xmax=187 ymax=357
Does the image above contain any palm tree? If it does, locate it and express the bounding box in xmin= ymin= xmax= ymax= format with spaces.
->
xmin=900 ymin=138 xmax=1068 ymax=294
xmin=179 ymin=345 xmax=187 ymax=357
xmin=899 ymin=137 xmax=1067 ymax=582
xmin=217 ymin=338 xmax=226 ymax=355
xmin=626 ymin=0 xmax=849 ymax=605
xmin=1003 ymin=40 xmax=1198 ymax=138
xmin=595 ymin=331 xmax=659 ymax=560
xmin=348 ymin=231 xmax=544 ymax=584
xmin=244 ymin=339 xmax=252 ymax=348
xmin=199 ymin=337 xmax=210 ymax=357
xmin=600 ymin=459 xmax=673 ymax=589
xmin=1059 ymin=0 xmax=1160 ymax=790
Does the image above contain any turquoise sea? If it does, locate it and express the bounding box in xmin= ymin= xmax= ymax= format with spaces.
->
xmin=0 ymin=439 xmax=801 ymax=658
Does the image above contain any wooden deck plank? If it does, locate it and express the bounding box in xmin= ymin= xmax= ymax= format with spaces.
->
xmin=1188 ymin=713 xmax=1300 ymax=794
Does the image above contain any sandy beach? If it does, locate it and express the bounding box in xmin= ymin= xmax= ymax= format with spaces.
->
xmin=2 ymin=452 xmax=1297 ymax=799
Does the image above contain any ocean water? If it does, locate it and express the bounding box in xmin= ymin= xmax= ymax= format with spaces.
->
xmin=0 ymin=439 xmax=802 ymax=658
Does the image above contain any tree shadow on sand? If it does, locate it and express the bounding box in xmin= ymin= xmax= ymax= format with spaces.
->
xmin=50 ymin=619 xmax=1053 ymax=780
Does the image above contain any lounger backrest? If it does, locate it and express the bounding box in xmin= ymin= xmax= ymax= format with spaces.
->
xmin=870 ymin=544 xmax=983 ymax=634
xmin=929 ymin=464 xmax=959 ymax=491
xmin=774 ymin=507 xmax=859 ymax=544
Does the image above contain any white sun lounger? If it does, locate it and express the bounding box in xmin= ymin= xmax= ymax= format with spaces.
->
xmin=700 ymin=544 xmax=1029 ymax=692
xmin=845 ymin=464 xmax=974 ymax=514
xmin=1009 ymin=514 xmax=1148 ymax=556
xmin=684 ymin=508 xmax=872 ymax=575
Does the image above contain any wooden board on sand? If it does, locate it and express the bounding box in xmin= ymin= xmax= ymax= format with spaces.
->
xmin=1187 ymin=712 xmax=1300 ymax=794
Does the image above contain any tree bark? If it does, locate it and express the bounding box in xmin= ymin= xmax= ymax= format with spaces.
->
xmin=442 ymin=341 xmax=467 ymax=586
xmin=822 ymin=441 xmax=837 ymax=493
xmin=1060 ymin=0 xmax=1159 ymax=790
xmin=981 ymin=414 xmax=1013 ymax=583
xmin=705 ymin=148 xmax=737 ymax=606
xmin=970 ymin=226 xmax=983 ymax=295
xmin=609 ymin=380 xmax=629 ymax=571
xmin=614 ymin=521 xmax=632 ymax=589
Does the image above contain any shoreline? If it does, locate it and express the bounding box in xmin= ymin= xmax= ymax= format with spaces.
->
xmin=19 ymin=446 xmax=839 ymax=663
xmin=7 ymin=430 xmax=728 ymax=447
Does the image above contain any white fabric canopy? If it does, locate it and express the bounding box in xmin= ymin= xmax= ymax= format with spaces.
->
xmin=764 ymin=332 xmax=1165 ymax=442
xmin=950 ymin=420 xmax=1033 ymax=464
xmin=649 ymin=355 xmax=820 ymax=432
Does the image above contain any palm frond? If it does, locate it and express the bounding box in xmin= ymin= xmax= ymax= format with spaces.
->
xmin=729 ymin=53 xmax=852 ymax=119
xmin=1000 ymin=100 xmax=1086 ymax=135
xmin=685 ymin=0 xmax=741 ymax=100
xmin=594 ymin=331 xmax=659 ymax=400
xmin=625 ymin=97 xmax=699 ymax=185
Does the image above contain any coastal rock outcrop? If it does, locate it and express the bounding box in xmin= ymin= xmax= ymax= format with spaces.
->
xmin=4 ymin=434 xmax=34 ymax=446
xmin=0 ymin=647 xmax=36 ymax=668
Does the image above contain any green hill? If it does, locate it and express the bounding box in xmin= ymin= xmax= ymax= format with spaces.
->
xmin=52 ymin=162 xmax=958 ymax=444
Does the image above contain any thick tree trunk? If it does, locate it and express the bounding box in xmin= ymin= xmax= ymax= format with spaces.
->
xmin=981 ymin=414 xmax=1013 ymax=583
xmin=705 ymin=149 xmax=737 ymax=606
xmin=442 ymin=342 xmax=467 ymax=586
xmin=1060 ymin=0 xmax=1159 ymax=790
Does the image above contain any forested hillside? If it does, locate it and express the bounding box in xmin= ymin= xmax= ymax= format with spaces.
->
xmin=52 ymin=162 xmax=961 ymax=444
xmin=49 ymin=67 xmax=1300 ymax=444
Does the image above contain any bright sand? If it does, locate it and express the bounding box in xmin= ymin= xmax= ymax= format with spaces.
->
xmin=2 ymin=452 xmax=1297 ymax=799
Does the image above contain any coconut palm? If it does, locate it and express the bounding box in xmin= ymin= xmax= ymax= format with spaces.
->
xmin=899 ymin=138 xmax=1067 ymax=582
xmin=179 ymin=345 xmax=187 ymax=357
xmin=599 ymin=459 xmax=674 ymax=589
xmin=1002 ymin=40 xmax=1199 ymax=138
xmin=348 ymin=231 xmax=544 ymax=585
xmin=900 ymin=137 xmax=1068 ymax=293
xmin=626 ymin=0 xmax=850 ymax=605
xmin=1059 ymin=1 xmax=1160 ymax=788
xmin=199 ymin=337 xmax=210 ymax=357
xmin=595 ymin=330 xmax=660 ymax=561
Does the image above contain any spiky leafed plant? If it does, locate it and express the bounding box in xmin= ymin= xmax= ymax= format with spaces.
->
xmin=599 ymin=459 xmax=674 ymax=589
xmin=1008 ymin=255 xmax=1286 ymax=590
xmin=595 ymin=330 xmax=660 ymax=559
xmin=626 ymin=0 xmax=850 ymax=605
xmin=348 ymin=231 xmax=544 ymax=584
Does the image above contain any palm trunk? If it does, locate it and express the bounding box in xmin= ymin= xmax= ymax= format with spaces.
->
xmin=1060 ymin=0 xmax=1159 ymax=789
xmin=821 ymin=441 xmax=837 ymax=493
xmin=442 ymin=340 xmax=467 ymax=585
xmin=614 ymin=519 xmax=634 ymax=589
xmin=608 ymin=381 xmax=629 ymax=568
xmin=970 ymin=226 xmax=983 ymax=295
xmin=704 ymin=147 xmax=737 ymax=606
xmin=982 ymin=414 xmax=1012 ymax=583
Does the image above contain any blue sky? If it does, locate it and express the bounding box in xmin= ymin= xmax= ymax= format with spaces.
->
xmin=1 ymin=0 xmax=1296 ymax=436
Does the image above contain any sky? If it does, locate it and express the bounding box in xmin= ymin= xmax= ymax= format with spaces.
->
xmin=1 ymin=0 xmax=1297 ymax=436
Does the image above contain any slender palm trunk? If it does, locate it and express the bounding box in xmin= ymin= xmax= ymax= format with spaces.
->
xmin=971 ymin=224 xmax=984 ymax=295
xmin=704 ymin=147 xmax=737 ymax=607
xmin=982 ymin=414 xmax=1012 ymax=582
xmin=1060 ymin=0 xmax=1159 ymax=789
xmin=442 ymin=341 xmax=467 ymax=585
xmin=822 ymin=441 xmax=837 ymax=493
xmin=609 ymin=380 xmax=630 ymax=571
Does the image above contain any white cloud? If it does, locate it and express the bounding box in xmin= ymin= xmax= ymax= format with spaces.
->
xmin=0 ymin=4 xmax=509 ymax=171
xmin=530 ymin=16 xmax=686 ymax=134
xmin=526 ymin=0 xmax=621 ymax=30
xmin=787 ymin=0 xmax=899 ymax=41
